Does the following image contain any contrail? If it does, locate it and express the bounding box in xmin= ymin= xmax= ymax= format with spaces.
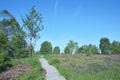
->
xmin=54 ymin=0 xmax=58 ymax=16
xmin=74 ymin=5 xmax=82 ymax=17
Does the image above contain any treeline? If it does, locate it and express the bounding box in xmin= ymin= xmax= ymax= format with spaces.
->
xmin=40 ymin=38 xmax=120 ymax=55
xmin=0 ymin=6 xmax=43 ymax=72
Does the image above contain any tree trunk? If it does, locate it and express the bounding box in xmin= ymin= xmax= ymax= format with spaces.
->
xmin=30 ymin=38 xmax=32 ymax=57
xmin=30 ymin=44 xmax=32 ymax=57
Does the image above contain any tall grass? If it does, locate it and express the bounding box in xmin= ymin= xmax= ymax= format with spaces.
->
xmin=9 ymin=56 xmax=46 ymax=80
xmin=45 ymin=54 xmax=120 ymax=80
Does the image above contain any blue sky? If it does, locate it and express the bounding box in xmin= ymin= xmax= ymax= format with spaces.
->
xmin=0 ymin=0 xmax=120 ymax=52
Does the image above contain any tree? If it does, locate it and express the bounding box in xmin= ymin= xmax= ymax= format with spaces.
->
xmin=0 ymin=10 xmax=20 ymax=40
xmin=111 ymin=41 xmax=120 ymax=54
xmin=40 ymin=41 xmax=52 ymax=54
xmin=53 ymin=46 xmax=60 ymax=54
xmin=22 ymin=6 xmax=44 ymax=56
xmin=9 ymin=28 xmax=28 ymax=58
xmin=76 ymin=47 xmax=83 ymax=54
xmin=0 ymin=10 xmax=18 ymax=60
xmin=64 ymin=46 xmax=70 ymax=54
xmin=0 ymin=10 xmax=28 ymax=58
xmin=76 ymin=45 xmax=87 ymax=54
xmin=0 ymin=9 xmax=28 ymax=58
xmin=76 ymin=44 xmax=99 ymax=54
xmin=99 ymin=37 xmax=111 ymax=54
xmin=0 ymin=51 xmax=6 ymax=67
xmin=0 ymin=32 xmax=8 ymax=67
xmin=0 ymin=32 xmax=8 ymax=51
xmin=88 ymin=44 xmax=99 ymax=54
xmin=64 ymin=40 xmax=78 ymax=54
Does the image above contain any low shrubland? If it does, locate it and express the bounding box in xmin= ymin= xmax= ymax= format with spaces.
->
xmin=0 ymin=56 xmax=45 ymax=80
xmin=45 ymin=54 xmax=120 ymax=80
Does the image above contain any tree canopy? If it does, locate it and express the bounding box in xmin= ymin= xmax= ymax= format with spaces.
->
xmin=99 ymin=37 xmax=111 ymax=54
xmin=53 ymin=46 xmax=60 ymax=54
xmin=0 ymin=9 xmax=28 ymax=67
xmin=22 ymin=6 xmax=43 ymax=56
xmin=76 ymin=44 xmax=99 ymax=54
xmin=0 ymin=10 xmax=20 ymax=40
xmin=111 ymin=41 xmax=120 ymax=54
xmin=64 ymin=40 xmax=78 ymax=54
xmin=40 ymin=41 xmax=52 ymax=54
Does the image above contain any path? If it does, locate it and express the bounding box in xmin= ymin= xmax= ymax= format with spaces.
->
xmin=39 ymin=57 xmax=66 ymax=80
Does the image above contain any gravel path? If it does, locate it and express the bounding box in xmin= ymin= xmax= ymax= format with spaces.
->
xmin=39 ymin=57 xmax=66 ymax=80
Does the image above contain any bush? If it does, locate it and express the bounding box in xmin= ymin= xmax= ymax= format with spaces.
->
xmin=86 ymin=50 xmax=92 ymax=56
xmin=17 ymin=49 xmax=29 ymax=58
xmin=51 ymin=58 xmax=60 ymax=65
xmin=7 ymin=57 xmax=45 ymax=80
xmin=0 ymin=51 xmax=5 ymax=66
xmin=0 ymin=51 xmax=11 ymax=73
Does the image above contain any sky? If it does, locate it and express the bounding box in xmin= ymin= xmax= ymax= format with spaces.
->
xmin=0 ymin=0 xmax=120 ymax=52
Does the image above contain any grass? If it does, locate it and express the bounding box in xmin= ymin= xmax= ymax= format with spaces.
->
xmin=5 ymin=56 xmax=46 ymax=80
xmin=45 ymin=54 xmax=120 ymax=80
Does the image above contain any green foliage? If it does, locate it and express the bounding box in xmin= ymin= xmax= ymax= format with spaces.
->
xmin=0 ymin=32 xmax=10 ymax=68
xmin=76 ymin=47 xmax=83 ymax=53
xmin=88 ymin=44 xmax=99 ymax=54
xmin=99 ymin=37 xmax=111 ymax=54
xmin=6 ymin=57 xmax=45 ymax=80
xmin=40 ymin=41 xmax=52 ymax=54
xmin=17 ymin=49 xmax=29 ymax=58
xmin=79 ymin=45 xmax=88 ymax=54
xmin=0 ymin=9 xmax=27 ymax=58
xmin=45 ymin=55 xmax=60 ymax=65
xmin=0 ymin=32 xmax=8 ymax=51
xmin=64 ymin=46 xmax=70 ymax=54
xmin=0 ymin=10 xmax=20 ymax=40
xmin=77 ymin=44 xmax=99 ymax=54
xmin=9 ymin=28 xmax=28 ymax=58
xmin=64 ymin=40 xmax=78 ymax=54
xmin=90 ymin=45 xmax=99 ymax=54
xmin=111 ymin=41 xmax=120 ymax=54
xmin=22 ymin=6 xmax=44 ymax=56
xmin=46 ymin=54 xmax=120 ymax=80
xmin=86 ymin=49 xmax=92 ymax=56
xmin=26 ymin=57 xmax=45 ymax=80
xmin=53 ymin=46 xmax=60 ymax=54
xmin=51 ymin=58 xmax=60 ymax=64
xmin=0 ymin=9 xmax=45 ymax=79
xmin=0 ymin=51 xmax=6 ymax=66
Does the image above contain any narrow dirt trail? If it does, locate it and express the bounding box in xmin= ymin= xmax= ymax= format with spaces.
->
xmin=39 ymin=57 xmax=66 ymax=80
